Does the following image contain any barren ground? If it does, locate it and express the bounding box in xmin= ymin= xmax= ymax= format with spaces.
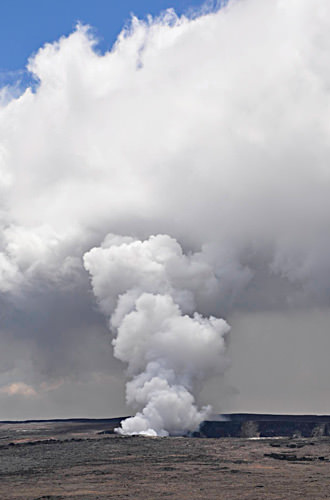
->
xmin=0 ymin=421 xmax=330 ymax=499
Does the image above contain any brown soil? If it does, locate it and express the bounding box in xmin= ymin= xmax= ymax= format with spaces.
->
xmin=0 ymin=421 xmax=330 ymax=499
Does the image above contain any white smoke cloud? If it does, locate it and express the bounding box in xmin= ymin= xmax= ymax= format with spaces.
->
xmin=84 ymin=235 xmax=230 ymax=435
xmin=0 ymin=0 xmax=330 ymax=421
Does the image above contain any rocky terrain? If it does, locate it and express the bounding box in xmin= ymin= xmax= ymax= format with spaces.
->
xmin=1 ymin=417 xmax=330 ymax=499
xmin=199 ymin=413 xmax=330 ymax=438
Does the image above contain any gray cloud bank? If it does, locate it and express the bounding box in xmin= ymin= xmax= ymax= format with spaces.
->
xmin=0 ymin=0 xmax=330 ymax=424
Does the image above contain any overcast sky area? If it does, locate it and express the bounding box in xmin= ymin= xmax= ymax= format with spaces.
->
xmin=1 ymin=0 xmax=330 ymax=424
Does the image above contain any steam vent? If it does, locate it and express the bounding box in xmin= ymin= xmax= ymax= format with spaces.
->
xmin=194 ymin=414 xmax=330 ymax=438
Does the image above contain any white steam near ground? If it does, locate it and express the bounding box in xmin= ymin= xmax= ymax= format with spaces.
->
xmin=1 ymin=0 xmax=330 ymax=431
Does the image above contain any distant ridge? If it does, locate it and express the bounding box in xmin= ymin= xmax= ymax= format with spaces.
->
xmin=2 ymin=414 xmax=330 ymax=438
xmin=223 ymin=413 xmax=330 ymax=422
xmin=0 ymin=417 xmax=129 ymax=425
xmin=199 ymin=414 xmax=330 ymax=438
xmin=2 ymin=413 xmax=330 ymax=424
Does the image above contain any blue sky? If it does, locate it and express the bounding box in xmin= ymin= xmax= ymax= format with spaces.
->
xmin=0 ymin=0 xmax=213 ymax=74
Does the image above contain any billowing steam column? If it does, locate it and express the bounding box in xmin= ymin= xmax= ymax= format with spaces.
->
xmin=84 ymin=234 xmax=230 ymax=436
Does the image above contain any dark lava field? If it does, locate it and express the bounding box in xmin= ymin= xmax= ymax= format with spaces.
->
xmin=1 ymin=419 xmax=330 ymax=499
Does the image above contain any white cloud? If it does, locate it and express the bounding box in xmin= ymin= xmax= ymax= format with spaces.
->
xmin=0 ymin=382 xmax=37 ymax=398
xmin=0 ymin=0 xmax=330 ymax=420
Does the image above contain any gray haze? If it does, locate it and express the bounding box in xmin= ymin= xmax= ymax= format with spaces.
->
xmin=0 ymin=0 xmax=330 ymax=423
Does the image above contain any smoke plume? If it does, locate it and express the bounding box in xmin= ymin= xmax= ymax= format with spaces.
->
xmin=1 ymin=0 xmax=330 ymax=423
xmin=84 ymin=234 xmax=230 ymax=435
